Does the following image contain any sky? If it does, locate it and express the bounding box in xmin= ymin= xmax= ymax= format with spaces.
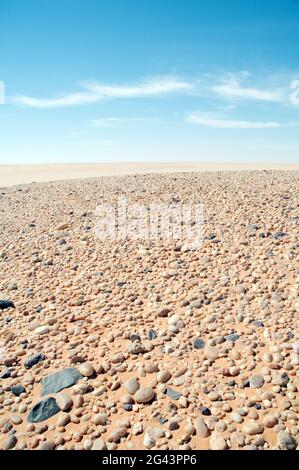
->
xmin=0 ymin=0 xmax=299 ymax=164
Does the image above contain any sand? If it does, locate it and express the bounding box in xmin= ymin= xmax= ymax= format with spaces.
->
xmin=1 ymin=162 xmax=299 ymax=187
xmin=0 ymin=170 xmax=298 ymax=450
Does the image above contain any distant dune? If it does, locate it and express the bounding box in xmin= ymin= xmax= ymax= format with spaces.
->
xmin=0 ymin=162 xmax=298 ymax=187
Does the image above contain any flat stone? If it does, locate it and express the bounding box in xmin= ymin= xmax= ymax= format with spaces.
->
xmin=209 ymin=432 xmax=227 ymax=450
xmin=24 ymin=353 xmax=46 ymax=369
xmin=28 ymin=397 xmax=60 ymax=423
xmin=0 ymin=300 xmax=15 ymax=310
xmin=135 ymin=387 xmax=155 ymax=404
xmin=124 ymin=378 xmax=140 ymax=395
xmin=166 ymin=387 xmax=182 ymax=400
xmin=78 ymin=362 xmax=95 ymax=377
xmin=3 ymin=435 xmax=17 ymax=450
xmin=92 ymin=438 xmax=107 ymax=450
xmin=41 ymin=368 xmax=82 ymax=395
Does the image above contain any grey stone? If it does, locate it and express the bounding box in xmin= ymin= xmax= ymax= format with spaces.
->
xmin=11 ymin=384 xmax=26 ymax=396
xmin=166 ymin=387 xmax=182 ymax=400
xmin=225 ymin=333 xmax=240 ymax=342
xmin=0 ymin=369 xmax=11 ymax=379
xmin=28 ymin=397 xmax=61 ymax=423
xmin=148 ymin=329 xmax=157 ymax=340
xmin=24 ymin=352 xmax=46 ymax=369
xmin=277 ymin=431 xmax=297 ymax=450
xmin=271 ymin=231 xmax=288 ymax=240
xmin=194 ymin=338 xmax=205 ymax=349
xmin=3 ymin=435 xmax=17 ymax=450
xmin=41 ymin=368 xmax=82 ymax=395
xmin=249 ymin=375 xmax=265 ymax=389
xmin=0 ymin=300 xmax=15 ymax=310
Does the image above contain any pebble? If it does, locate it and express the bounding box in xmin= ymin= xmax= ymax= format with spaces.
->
xmin=78 ymin=363 xmax=95 ymax=377
xmin=41 ymin=368 xmax=82 ymax=395
xmin=55 ymin=392 xmax=73 ymax=411
xmin=135 ymin=387 xmax=155 ymax=404
xmin=249 ymin=375 xmax=265 ymax=389
xmin=124 ymin=378 xmax=140 ymax=395
xmin=28 ymin=397 xmax=61 ymax=423
xmin=195 ymin=418 xmax=210 ymax=438
xmin=277 ymin=431 xmax=297 ymax=450
xmin=209 ymin=432 xmax=227 ymax=450
xmin=157 ymin=370 xmax=171 ymax=383
xmin=24 ymin=353 xmax=46 ymax=369
xmin=242 ymin=421 xmax=264 ymax=435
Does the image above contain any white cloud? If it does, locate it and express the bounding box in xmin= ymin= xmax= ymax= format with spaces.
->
xmin=12 ymin=77 xmax=192 ymax=109
xmin=212 ymin=74 xmax=283 ymax=102
xmin=90 ymin=117 xmax=158 ymax=128
xmin=186 ymin=113 xmax=282 ymax=129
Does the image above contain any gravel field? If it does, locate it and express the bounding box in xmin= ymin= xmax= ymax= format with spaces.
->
xmin=0 ymin=170 xmax=298 ymax=450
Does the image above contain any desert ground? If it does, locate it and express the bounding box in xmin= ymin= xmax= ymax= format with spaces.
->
xmin=0 ymin=169 xmax=298 ymax=450
xmin=1 ymin=162 xmax=299 ymax=187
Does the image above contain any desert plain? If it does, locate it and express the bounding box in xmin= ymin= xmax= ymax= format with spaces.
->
xmin=0 ymin=167 xmax=298 ymax=450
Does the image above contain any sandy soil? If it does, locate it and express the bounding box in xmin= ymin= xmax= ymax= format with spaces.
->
xmin=1 ymin=162 xmax=299 ymax=187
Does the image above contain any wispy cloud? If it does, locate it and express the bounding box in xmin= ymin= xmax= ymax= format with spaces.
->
xmin=212 ymin=73 xmax=283 ymax=102
xmin=90 ymin=117 xmax=159 ymax=128
xmin=12 ymin=77 xmax=192 ymax=109
xmin=186 ymin=112 xmax=292 ymax=129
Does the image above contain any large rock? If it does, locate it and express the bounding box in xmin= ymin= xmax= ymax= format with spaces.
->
xmin=28 ymin=397 xmax=60 ymax=423
xmin=41 ymin=368 xmax=82 ymax=395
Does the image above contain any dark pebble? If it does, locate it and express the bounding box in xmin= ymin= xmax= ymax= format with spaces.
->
xmin=194 ymin=338 xmax=205 ymax=349
xmin=0 ymin=300 xmax=15 ymax=310
xmin=148 ymin=329 xmax=158 ymax=340
xmin=11 ymin=384 xmax=26 ymax=396
xmin=201 ymin=406 xmax=211 ymax=416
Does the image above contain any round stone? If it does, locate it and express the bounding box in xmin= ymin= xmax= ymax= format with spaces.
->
xmin=157 ymin=370 xmax=171 ymax=383
xmin=124 ymin=378 xmax=140 ymax=395
xmin=263 ymin=414 xmax=278 ymax=428
xmin=249 ymin=375 xmax=265 ymax=389
xmin=242 ymin=421 xmax=264 ymax=435
xmin=78 ymin=363 xmax=95 ymax=377
xmin=135 ymin=387 xmax=155 ymax=404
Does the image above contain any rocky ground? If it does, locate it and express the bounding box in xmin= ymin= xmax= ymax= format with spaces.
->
xmin=0 ymin=170 xmax=298 ymax=451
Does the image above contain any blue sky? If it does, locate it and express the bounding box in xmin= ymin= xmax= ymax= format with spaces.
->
xmin=0 ymin=0 xmax=299 ymax=164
